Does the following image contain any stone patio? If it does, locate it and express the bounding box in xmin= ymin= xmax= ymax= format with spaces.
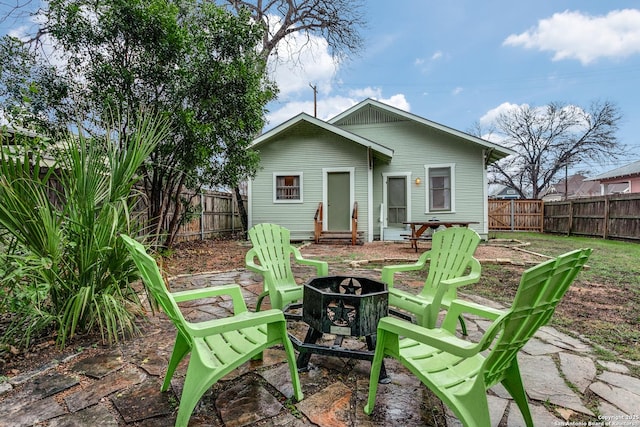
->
xmin=1 ymin=267 xmax=639 ymax=426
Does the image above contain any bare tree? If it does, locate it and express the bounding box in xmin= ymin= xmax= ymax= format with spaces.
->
xmin=221 ymin=0 xmax=366 ymax=231
xmin=485 ymin=101 xmax=624 ymax=199
xmin=224 ymin=0 xmax=365 ymax=61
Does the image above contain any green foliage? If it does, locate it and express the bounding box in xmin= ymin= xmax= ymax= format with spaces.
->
xmin=0 ymin=113 xmax=170 ymax=349
xmin=2 ymin=0 xmax=276 ymax=247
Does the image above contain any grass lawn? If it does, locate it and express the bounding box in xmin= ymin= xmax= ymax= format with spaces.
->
xmin=474 ymin=232 xmax=640 ymax=363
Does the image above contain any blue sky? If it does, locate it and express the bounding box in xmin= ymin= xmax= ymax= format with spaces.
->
xmin=265 ymin=1 xmax=640 ymax=176
xmin=2 ymin=1 xmax=639 ymax=176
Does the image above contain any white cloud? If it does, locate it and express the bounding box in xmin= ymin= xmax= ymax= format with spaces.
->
xmin=479 ymin=102 xmax=525 ymax=127
xmin=431 ymin=51 xmax=443 ymax=60
xmin=266 ymin=16 xmax=338 ymax=99
xmin=504 ymin=9 xmax=640 ymax=65
xmin=452 ymin=87 xmax=463 ymax=96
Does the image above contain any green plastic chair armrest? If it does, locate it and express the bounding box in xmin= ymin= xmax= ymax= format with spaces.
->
xmin=378 ymin=316 xmax=481 ymax=358
xmin=381 ymin=250 xmax=432 ymax=286
xmin=245 ymin=249 xmax=269 ymax=274
xmin=437 ymin=260 xmax=481 ymax=291
xmin=441 ymin=299 xmax=508 ymax=340
xmin=185 ymin=309 xmax=286 ymax=338
xmin=291 ymin=247 xmax=329 ymax=276
xmin=442 ymin=299 xmax=505 ymax=325
xmin=172 ymin=284 xmax=248 ymax=314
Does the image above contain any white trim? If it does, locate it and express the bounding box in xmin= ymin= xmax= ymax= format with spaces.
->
xmin=247 ymin=179 xmax=253 ymax=229
xmin=323 ymin=167 xmax=355 ymax=231
xmin=482 ymin=152 xmax=489 ymax=235
xmin=273 ymin=172 xmax=303 ymax=203
xmin=424 ymin=163 xmax=456 ymax=214
xmin=367 ymin=165 xmax=374 ymax=242
xmin=382 ymin=172 xmax=412 ymax=227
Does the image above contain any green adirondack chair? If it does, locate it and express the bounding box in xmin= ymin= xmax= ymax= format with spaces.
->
xmin=120 ymin=235 xmax=303 ymax=427
xmin=381 ymin=226 xmax=481 ymax=334
xmin=246 ymin=223 xmax=328 ymax=312
xmin=365 ymin=247 xmax=592 ymax=427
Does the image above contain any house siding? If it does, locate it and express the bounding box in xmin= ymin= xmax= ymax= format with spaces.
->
xmin=340 ymin=120 xmax=487 ymax=237
xmin=250 ymin=122 xmax=370 ymax=241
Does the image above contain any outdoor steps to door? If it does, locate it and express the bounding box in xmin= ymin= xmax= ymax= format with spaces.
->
xmin=317 ymin=231 xmax=364 ymax=245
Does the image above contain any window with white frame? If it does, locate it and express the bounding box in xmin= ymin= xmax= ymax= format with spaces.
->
xmin=274 ymin=173 xmax=303 ymax=202
xmin=425 ymin=164 xmax=455 ymax=212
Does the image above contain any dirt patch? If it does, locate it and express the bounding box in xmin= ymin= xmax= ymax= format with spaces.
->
xmin=162 ymin=237 xmax=543 ymax=276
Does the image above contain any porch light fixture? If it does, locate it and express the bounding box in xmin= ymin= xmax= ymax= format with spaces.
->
xmin=415 ymin=177 xmax=421 ymax=185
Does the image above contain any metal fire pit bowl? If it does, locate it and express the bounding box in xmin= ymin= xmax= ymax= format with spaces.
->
xmin=302 ymin=275 xmax=388 ymax=337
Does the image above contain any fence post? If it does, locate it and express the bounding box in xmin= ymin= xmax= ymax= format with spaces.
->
xmin=603 ymin=196 xmax=609 ymax=239
xmin=200 ymin=192 xmax=205 ymax=241
xmin=510 ymin=199 xmax=515 ymax=231
xmin=231 ymin=191 xmax=236 ymax=233
xmin=567 ymin=201 xmax=573 ymax=236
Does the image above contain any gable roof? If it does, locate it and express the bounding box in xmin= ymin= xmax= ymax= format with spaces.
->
xmin=328 ymin=98 xmax=516 ymax=164
xmin=587 ymin=160 xmax=640 ymax=181
xmin=252 ymin=112 xmax=394 ymax=160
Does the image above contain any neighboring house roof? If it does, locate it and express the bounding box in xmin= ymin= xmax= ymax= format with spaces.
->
xmin=541 ymin=173 xmax=629 ymax=200
xmin=488 ymin=184 xmax=520 ymax=199
xmin=586 ymin=160 xmax=640 ymax=181
xmin=541 ymin=174 xmax=588 ymax=199
xmin=252 ymin=112 xmax=394 ymax=160
xmin=328 ymin=98 xmax=515 ymax=164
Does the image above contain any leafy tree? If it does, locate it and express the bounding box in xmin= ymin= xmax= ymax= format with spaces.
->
xmin=0 ymin=36 xmax=68 ymax=133
xmin=481 ymin=101 xmax=624 ymax=199
xmin=1 ymin=0 xmax=275 ymax=247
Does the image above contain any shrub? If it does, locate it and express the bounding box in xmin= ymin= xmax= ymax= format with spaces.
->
xmin=0 ymin=113 xmax=170 ymax=348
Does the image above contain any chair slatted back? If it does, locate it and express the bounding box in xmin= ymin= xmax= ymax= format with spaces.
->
xmin=482 ymin=248 xmax=592 ymax=387
xmin=121 ymin=235 xmax=191 ymax=342
xmin=248 ymin=223 xmax=294 ymax=284
xmin=420 ymin=227 xmax=481 ymax=298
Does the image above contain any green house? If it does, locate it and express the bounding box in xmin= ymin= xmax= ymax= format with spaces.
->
xmin=248 ymin=99 xmax=514 ymax=242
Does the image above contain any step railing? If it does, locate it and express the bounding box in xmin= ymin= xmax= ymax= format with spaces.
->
xmin=351 ymin=201 xmax=358 ymax=245
xmin=314 ymin=202 xmax=323 ymax=243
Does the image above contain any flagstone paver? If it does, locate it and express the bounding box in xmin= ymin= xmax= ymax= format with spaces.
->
xmin=111 ymin=380 xmax=174 ymax=423
xmin=216 ymin=377 xmax=287 ymax=427
xmin=64 ymin=365 xmax=146 ymax=413
xmin=296 ymin=381 xmax=352 ymax=427
xmin=71 ymin=350 xmax=124 ymax=379
xmin=590 ymin=381 xmax=638 ymax=415
xmin=2 ymin=268 xmax=640 ymax=426
xmin=559 ymin=352 xmax=597 ymax=393
xmin=47 ymin=404 xmax=119 ymax=426
xmin=518 ymin=353 xmax=594 ymax=415
xmin=0 ymin=396 xmax=66 ymax=427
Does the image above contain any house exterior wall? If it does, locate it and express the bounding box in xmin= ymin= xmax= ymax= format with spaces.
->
xmin=599 ymin=176 xmax=640 ymax=194
xmin=249 ymin=122 xmax=370 ymax=241
xmin=340 ymin=120 xmax=487 ymax=238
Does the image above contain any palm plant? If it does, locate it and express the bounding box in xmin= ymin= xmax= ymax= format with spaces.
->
xmin=0 ymin=113 xmax=170 ymax=348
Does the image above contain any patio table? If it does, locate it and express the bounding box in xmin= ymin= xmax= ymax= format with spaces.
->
xmin=403 ymin=220 xmax=479 ymax=252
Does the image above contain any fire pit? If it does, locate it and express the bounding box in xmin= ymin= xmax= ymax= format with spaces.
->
xmin=290 ymin=275 xmax=389 ymax=382
xmin=303 ymin=276 xmax=388 ymax=336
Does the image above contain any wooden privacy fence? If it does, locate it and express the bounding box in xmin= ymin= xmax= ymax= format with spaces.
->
xmin=488 ymin=199 xmax=544 ymax=232
xmin=166 ymin=190 xmax=246 ymax=242
xmin=544 ymin=193 xmax=640 ymax=240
